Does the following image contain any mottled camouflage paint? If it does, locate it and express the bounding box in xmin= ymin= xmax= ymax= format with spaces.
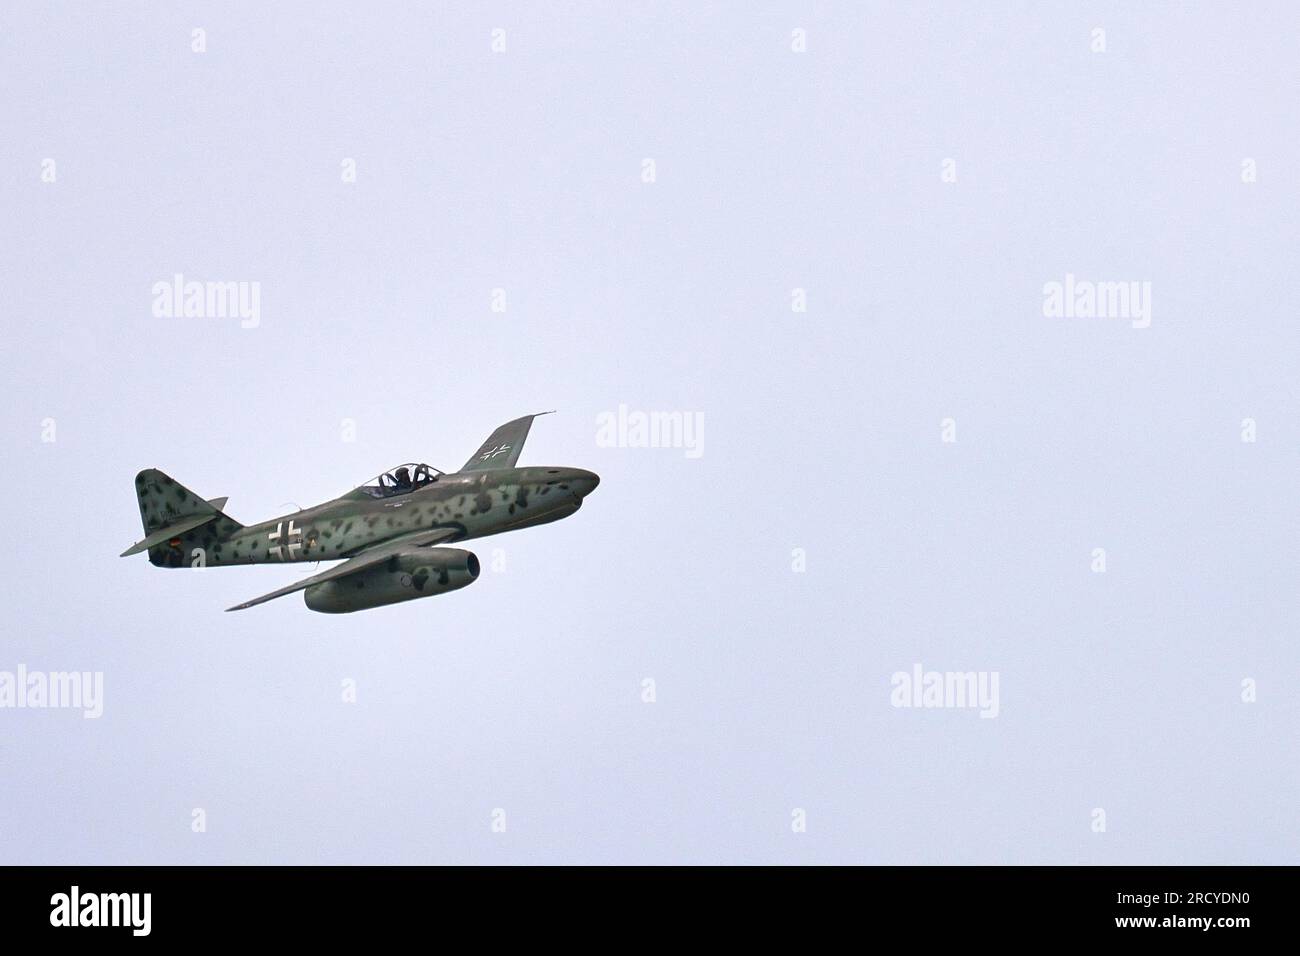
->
xmin=304 ymin=549 xmax=480 ymax=613
xmin=136 ymin=466 xmax=597 ymax=570
xmin=125 ymin=414 xmax=599 ymax=612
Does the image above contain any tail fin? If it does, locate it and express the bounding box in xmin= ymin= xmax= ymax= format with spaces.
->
xmin=123 ymin=469 xmax=243 ymax=563
xmin=458 ymin=411 xmax=555 ymax=472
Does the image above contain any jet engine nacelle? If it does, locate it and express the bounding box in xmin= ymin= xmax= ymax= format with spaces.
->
xmin=304 ymin=549 xmax=480 ymax=613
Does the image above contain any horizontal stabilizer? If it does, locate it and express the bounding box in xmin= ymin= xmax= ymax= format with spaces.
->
xmin=125 ymin=468 xmax=243 ymax=559
xmin=120 ymin=512 xmax=220 ymax=557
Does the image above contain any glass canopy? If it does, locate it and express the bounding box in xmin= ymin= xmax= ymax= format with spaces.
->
xmin=355 ymin=463 xmax=443 ymax=498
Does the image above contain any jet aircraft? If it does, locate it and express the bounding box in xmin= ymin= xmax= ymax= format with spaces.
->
xmin=121 ymin=413 xmax=599 ymax=612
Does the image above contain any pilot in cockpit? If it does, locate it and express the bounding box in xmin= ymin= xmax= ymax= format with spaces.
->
xmin=393 ymin=467 xmax=413 ymax=492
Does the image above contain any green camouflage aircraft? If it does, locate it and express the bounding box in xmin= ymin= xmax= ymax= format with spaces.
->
xmin=121 ymin=413 xmax=599 ymax=613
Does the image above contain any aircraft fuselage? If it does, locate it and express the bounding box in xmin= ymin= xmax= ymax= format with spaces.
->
xmin=147 ymin=466 xmax=599 ymax=569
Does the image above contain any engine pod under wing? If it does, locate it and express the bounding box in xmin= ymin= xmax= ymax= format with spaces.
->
xmin=225 ymin=527 xmax=458 ymax=611
xmin=304 ymin=548 xmax=480 ymax=613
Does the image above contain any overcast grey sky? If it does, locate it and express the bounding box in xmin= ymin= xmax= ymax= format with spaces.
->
xmin=1 ymin=2 xmax=1296 ymax=864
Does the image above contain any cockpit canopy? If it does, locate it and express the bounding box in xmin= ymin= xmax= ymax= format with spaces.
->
xmin=355 ymin=463 xmax=444 ymax=499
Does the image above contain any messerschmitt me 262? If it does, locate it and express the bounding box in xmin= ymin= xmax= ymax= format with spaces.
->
xmin=121 ymin=413 xmax=599 ymax=613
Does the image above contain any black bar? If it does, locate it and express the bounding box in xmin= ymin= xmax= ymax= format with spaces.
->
xmin=0 ymin=866 xmax=1285 ymax=942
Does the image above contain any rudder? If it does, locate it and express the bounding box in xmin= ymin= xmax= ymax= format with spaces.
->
xmin=134 ymin=468 xmax=221 ymax=533
xmin=128 ymin=469 xmax=243 ymax=566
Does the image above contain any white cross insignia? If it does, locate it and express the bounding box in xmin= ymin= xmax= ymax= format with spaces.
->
xmin=267 ymin=520 xmax=302 ymax=561
xmin=479 ymin=443 xmax=511 ymax=461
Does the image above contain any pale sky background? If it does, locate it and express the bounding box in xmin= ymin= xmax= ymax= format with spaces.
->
xmin=1 ymin=2 xmax=1296 ymax=864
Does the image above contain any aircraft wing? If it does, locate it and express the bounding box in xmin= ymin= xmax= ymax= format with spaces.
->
xmin=225 ymin=527 xmax=459 ymax=611
xmin=459 ymin=411 xmax=554 ymax=472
